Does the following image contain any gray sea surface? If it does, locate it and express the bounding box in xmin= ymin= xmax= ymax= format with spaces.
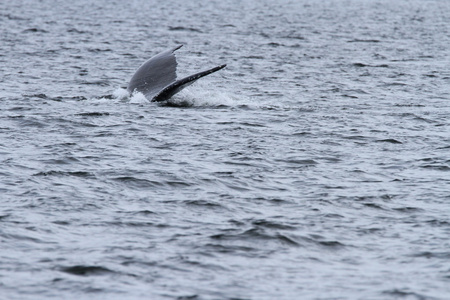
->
xmin=1 ymin=0 xmax=450 ymax=299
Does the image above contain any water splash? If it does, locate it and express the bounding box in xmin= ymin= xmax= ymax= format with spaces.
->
xmin=112 ymin=88 xmax=129 ymax=100
xmin=128 ymin=90 xmax=149 ymax=104
xmin=165 ymin=83 xmax=250 ymax=108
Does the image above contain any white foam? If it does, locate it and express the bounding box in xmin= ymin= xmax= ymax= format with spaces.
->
xmin=166 ymin=83 xmax=249 ymax=108
xmin=92 ymin=84 xmax=248 ymax=108
xmin=129 ymin=91 xmax=149 ymax=104
xmin=87 ymin=96 xmax=117 ymax=104
xmin=112 ymin=87 xmax=129 ymax=100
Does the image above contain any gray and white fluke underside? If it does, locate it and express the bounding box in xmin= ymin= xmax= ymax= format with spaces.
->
xmin=127 ymin=45 xmax=226 ymax=102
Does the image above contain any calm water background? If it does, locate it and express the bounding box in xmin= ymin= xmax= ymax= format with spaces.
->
xmin=1 ymin=0 xmax=450 ymax=299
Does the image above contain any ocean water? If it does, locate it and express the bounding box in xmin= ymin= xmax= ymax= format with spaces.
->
xmin=1 ymin=0 xmax=450 ymax=299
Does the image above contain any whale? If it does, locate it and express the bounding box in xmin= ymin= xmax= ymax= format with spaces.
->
xmin=127 ymin=45 xmax=226 ymax=102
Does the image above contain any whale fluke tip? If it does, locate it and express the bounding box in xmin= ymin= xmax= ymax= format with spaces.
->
xmin=173 ymin=45 xmax=183 ymax=52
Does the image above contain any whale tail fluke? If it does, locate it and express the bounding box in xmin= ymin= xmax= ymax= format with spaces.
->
xmin=127 ymin=45 xmax=225 ymax=102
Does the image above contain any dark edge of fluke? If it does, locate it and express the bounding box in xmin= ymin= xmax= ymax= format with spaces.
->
xmin=152 ymin=64 xmax=227 ymax=102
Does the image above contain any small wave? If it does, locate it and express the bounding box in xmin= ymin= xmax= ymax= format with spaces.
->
xmin=66 ymin=28 xmax=90 ymax=34
xmin=112 ymin=176 xmax=163 ymax=189
xmin=352 ymin=62 xmax=389 ymax=68
xmin=33 ymin=170 xmax=95 ymax=178
xmin=79 ymin=79 xmax=111 ymax=86
xmin=363 ymin=203 xmax=386 ymax=210
xmin=419 ymin=157 xmax=450 ymax=171
xmin=60 ymin=265 xmax=114 ymax=276
xmin=210 ymin=228 xmax=301 ymax=247
xmin=0 ymin=214 xmax=11 ymax=221
xmin=347 ymin=39 xmax=381 ymax=43
xmin=275 ymin=158 xmax=318 ymax=166
xmin=22 ymin=93 xmax=87 ymax=102
xmin=130 ymin=210 xmax=157 ymax=216
xmin=75 ymin=112 xmax=110 ymax=117
xmin=183 ymin=199 xmax=224 ymax=208
xmin=382 ymin=289 xmax=433 ymax=299
xmin=1 ymin=232 xmax=49 ymax=244
xmin=23 ymin=93 xmax=48 ymax=99
xmin=376 ymin=138 xmax=403 ymax=144
xmin=168 ymin=26 xmax=203 ymax=33
xmin=87 ymin=48 xmax=112 ymax=53
xmin=251 ymin=219 xmax=297 ymax=230
xmin=410 ymin=251 xmax=450 ymax=259
xmin=392 ymin=207 xmax=424 ymax=213
xmin=22 ymin=28 xmax=48 ymax=33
